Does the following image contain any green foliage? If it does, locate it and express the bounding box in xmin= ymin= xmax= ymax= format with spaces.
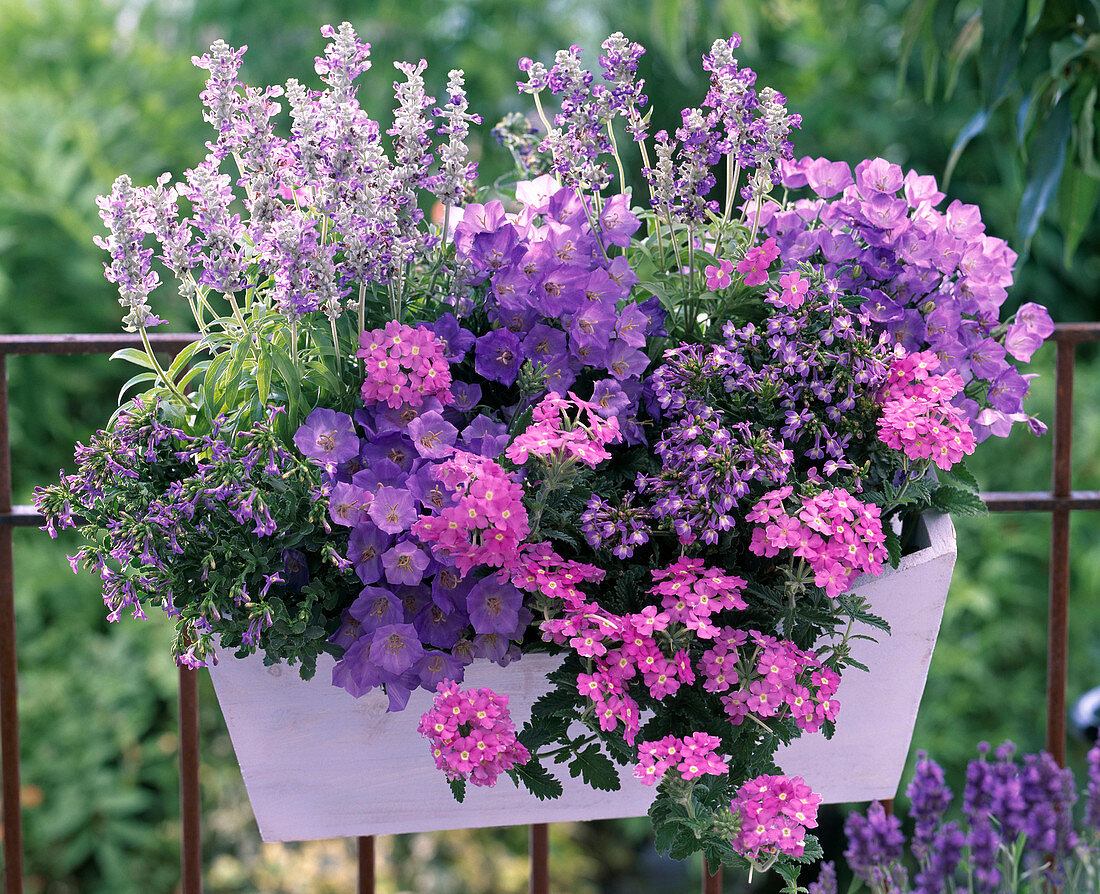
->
xmin=902 ymin=0 xmax=1100 ymax=260
xmin=567 ymin=742 xmax=622 ymax=792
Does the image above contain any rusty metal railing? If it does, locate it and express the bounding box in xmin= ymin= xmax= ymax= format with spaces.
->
xmin=1 ymin=324 xmax=1098 ymax=893
xmin=982 ymin=323 xmax=1100 ymax=766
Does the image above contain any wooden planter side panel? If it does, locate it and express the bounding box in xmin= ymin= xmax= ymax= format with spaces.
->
xmin=775 ymin=511 xmax=956 ymax=801
xmin=209 ymin=514 xmax=956 ymax=841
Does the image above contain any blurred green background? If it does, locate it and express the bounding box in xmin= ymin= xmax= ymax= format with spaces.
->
xmin=1 ymin=0 xmax=1099 ymax=890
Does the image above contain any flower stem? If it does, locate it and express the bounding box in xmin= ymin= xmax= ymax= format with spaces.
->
xmin=139 ymin=325 xmax=194 ymax=410
xmin=607 ymin=122 xmax=628 ymax=196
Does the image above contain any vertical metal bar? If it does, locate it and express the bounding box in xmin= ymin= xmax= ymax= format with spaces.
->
xmin=357 ymin=836 xmax=375 ymax=894
xmin=703 ymin=859 xmax=723 ymax=894
xmin=1047 ymin=338 xmax=1075 ymax=766
xmin=179 ymin=666 xmax=202 ymax=893
xmin=529 ymin=823 xmax=549 ymax=894
xmin=0 ymin=354 xmax=24 ymax=894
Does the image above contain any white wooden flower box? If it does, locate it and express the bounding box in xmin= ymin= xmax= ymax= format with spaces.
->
xmin=208 ymin=512 xmax=956 ymax=842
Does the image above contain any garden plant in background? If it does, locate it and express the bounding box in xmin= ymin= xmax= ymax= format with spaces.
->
xmin=34 ymin=21 xmax=1054 ymax=887
xmin=812 ymin=743 xmax=1100 ymax=894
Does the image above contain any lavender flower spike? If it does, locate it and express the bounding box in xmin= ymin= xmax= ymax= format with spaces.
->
xmin=93 ymin=175 xmax=161 ymax=332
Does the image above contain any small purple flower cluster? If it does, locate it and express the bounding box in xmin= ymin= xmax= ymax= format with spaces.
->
xmin=590 ymin=284 xmax=898 ymax=555
xmin=844 ymin=800 xmax=909 ymax=891
xmin=964 ymin=742 xmax=1078 ymax=888
xmin=36 ymin=400 xmax=334 ymax=669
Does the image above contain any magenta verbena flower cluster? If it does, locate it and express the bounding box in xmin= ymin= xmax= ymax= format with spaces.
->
xmin=358 ymin=322 xmax=454 ymax=409
xmin=731 ymin=773 xmax=822 ymax=862
xmin=747 ymin=487 xmax=888 ymax=598
xmin=36 ymin=20 xmax=1057 ymax=885
xmin=416 ymin=682 xmax=530 ymax=787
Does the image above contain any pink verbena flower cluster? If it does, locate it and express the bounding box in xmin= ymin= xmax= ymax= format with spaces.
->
xmin=537 ymin=558 xmax=749 ymax=745
xmin=417 ymin=681 xmax=531 ymax=787
xmin=715 ymin=630 xmax=840 ymax=734
xmin=736 ymin=236 xmax=779 ymax=286
xmin=505 ymin=392 xmax=622 ymax=469
xmin=634 ymin=733 xmax=729 ymax=785
xmin=510 ymin=541 xmax=606 ymax=602
xmin=357 ymin=321 xmax=454 ymax=409
xmin=731 ymin=773 xmax=822 ymax=859
xmin=412 ymin=451 xmax=529 ymax=574
xmin=748 ymin=486 xmax=887 ymax=597
xmin=650 ymin=557 xmax=748 ymax=638
xmin=877 ymin=349 xmax=976 ymax=471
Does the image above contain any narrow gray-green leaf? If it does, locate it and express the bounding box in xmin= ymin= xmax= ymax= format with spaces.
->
xmin=1018 ymin=93 xmax=1073 ymax=250
xmin=109 ymin=347 xmax=156 ymax=370
xmin=1057 ymin=161 xmax=1100 ymax=266
xmin=945 ymin=106 xmax=994 ymax=188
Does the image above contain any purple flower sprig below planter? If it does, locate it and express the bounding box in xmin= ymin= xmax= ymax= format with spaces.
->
xmin=821 ymin=742 xmax=1100 ymax=894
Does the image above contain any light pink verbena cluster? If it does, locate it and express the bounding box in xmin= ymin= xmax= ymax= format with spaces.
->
xmin=747 ymin=487 xmax=888 ymax=597
xmin=718 ymin=632 xmax=841 ymax=733
xmin=650 ymin=557 xmax=748 ymax=638
xmin=634 ymin=733 xmax=729 ymax=785
xmin=411 ymin=452 xmax=529 ymax=575
xmin=877 ymin=349 xmax=977 ymax=470
xmin=417 ymin=682 xmax=530 ymax=787
xmin=529 ymin=554 xmax=842 ymax=756
xmin=731 ymin=773 xmax=822 ymax=860
xmin=506 ymin=392 xmax=623 ymax=469
xmin=357 ymin=321 xmax=454 ymax=409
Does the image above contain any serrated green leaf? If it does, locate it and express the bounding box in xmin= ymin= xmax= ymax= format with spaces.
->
xmin=531 ymin=682 xmax=580 ymax=719
xmin=775 ymin=860 xmax=802 ymax=889
xmin=520 ymin=716 xmax=568 ymax=753
xmin=509 ymin=758 xmax=563 ymax=801
xmin=939 ymin=462 xmax=981 ymax=492
xmin=885 ymin=525 xmax=902 ymax=569
xmin=447 ymin=777 xmax=466 ymax=803
xmin=569 ymin=743 xmax=621 ymax=791
xmin=933 ymin=484 xmax=990 ymax=517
